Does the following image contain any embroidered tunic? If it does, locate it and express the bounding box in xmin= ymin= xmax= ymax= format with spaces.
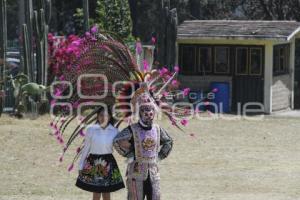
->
xmin=113 ymin=122 xmax=173 ymax=199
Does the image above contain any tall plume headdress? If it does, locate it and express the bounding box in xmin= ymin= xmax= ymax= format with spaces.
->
xmin=49 ymin=27 xmax=192 ymax=171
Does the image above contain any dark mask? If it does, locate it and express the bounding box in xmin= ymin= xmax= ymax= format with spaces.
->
xmin=139 ymin=105 xmax=155 ymax=127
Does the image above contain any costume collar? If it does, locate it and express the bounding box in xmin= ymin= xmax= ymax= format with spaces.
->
xmin=138 ymin=120 xmax=152 ymax=130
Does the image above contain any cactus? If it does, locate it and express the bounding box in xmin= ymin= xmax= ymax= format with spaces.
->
xmin=22 ymin=24 xmax=32 ymax=81
xmin=0 ymin=0 xmax=7 ymax=114
xmin=32 ymin=0 xmax=52 ymax=114
xmin=33 ymin=9 xmax=45 ymax=85
xmin=22 ymin=0 xmax=51 ymax=86
xmin=0 ymin=0 xmax=7 ymax=79
xmin=24 ymin=0 xmax=34 ymax=82
xmin=33 ymin=0 xmax=52 ymax=86
xmin=20 ymin=0 xmax=52 ymax=115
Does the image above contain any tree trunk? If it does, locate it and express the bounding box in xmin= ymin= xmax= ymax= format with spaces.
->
xmin=83 ymin=0 xmax=89 ymax=32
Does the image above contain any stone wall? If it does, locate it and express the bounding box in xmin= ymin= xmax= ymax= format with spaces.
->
xmin=272 ymin=74 xmax=292 ymax=111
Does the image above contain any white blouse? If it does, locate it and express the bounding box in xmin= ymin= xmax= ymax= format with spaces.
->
xmin=78 ymin=123 xmax=118 ymax=170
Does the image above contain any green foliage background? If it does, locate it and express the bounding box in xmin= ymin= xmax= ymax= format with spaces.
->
xmin=74 ymin=0 xmax=133 ymax=42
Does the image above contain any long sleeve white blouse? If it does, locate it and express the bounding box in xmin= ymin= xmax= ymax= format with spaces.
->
xmin=78 ymin=123 xmax=118 ymax=170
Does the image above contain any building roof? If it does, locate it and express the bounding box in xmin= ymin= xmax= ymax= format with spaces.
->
xmin=177 ymin=20 xmax=300 ymax=41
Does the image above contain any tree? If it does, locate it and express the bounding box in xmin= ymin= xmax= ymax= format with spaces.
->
xmin=73 ymin=0 xmax=132 ymax=40
xmin=73 ymin=8 xmax=85 ymax=35
xmin=95 ymin=0 xmax=132 ymax=39
xmin=241 ymin=0 xmax=300 ymax=20
xmin=187 ymin=0 xmax=241 ymax=20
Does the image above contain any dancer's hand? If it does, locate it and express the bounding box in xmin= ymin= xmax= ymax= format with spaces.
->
xmin=120 ymin=140 xmax=131 ymax=149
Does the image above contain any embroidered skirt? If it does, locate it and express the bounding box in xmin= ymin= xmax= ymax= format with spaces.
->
xmin=76 ymin=154 xmax=125 ymax=193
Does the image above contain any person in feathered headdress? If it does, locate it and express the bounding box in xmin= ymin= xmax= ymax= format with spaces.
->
xmin=111 ymin=62 xmax=189 ymax=200
xmin=49 ymin=27 xmax=191 ymax=200
xmin=113 ymin=87 xmax=173 ymax=200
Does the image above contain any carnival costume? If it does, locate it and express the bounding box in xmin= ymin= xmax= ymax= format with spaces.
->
xmin=113 ymin=91 xmax=173 ymax=200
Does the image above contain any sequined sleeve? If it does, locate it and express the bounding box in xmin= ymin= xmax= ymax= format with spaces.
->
xmin=113 ymin=126 xmax=134 ymax=158
xmin=158 ymin=127 xmax=173 ymax=160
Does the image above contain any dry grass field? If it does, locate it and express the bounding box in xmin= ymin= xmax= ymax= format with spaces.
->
xmin=0 ymin=114 xmax=300 ymax=200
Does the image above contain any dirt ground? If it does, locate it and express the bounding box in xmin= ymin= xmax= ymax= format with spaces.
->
xmin=0 ymin=114 xmax=300 ymax=200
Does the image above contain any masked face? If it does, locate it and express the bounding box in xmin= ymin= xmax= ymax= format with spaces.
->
xmin=139 ymin=105 xmax=155 ymax=127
